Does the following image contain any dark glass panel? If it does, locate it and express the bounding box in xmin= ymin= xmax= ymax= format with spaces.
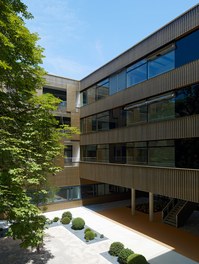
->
xmin=109 ymin=144 xmax=126 ymax=164
xmin=126 ymin=101 xmax=147 ymax=126
xmin=87 ymin=86 xmax=96 ymax=104
xmin=55 ymin=116 xmax=71 ymax=126
xmin=175 ymin=29 xmax=199 ymax=68
xmin=175 ymin=138 xmax=199 ymax=169
xmin=175 ymin=84 xmax=199 ymax=117
xmin=43 ymin=87 xmax=66 ymax=101
xmin=148 ymin=93 xmax=175 ymax=122
xmin=96 ymin=79 xmax=109 ymax=100
xmin=80 ymin=90 xmax=88 ymax=106
xmin=64 ymin=145 xmax=72 ymax=164
xmin=126 ymin=142 xmax=147 ymax=165
xmin=97 ymin=144 xmax=109 ymax=162
xmin=109 ymin=107 xmax=126 ymax=129
xmin=97 ymin=111 xmax=109 ymax=131
xmin=148 ymin=140 xmax=175 ymax=167
xmin=86 ymin=115 xmax=96 ymax=133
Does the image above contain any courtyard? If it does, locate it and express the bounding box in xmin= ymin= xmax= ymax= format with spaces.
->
xmin=0 ymin=201 xmax=199 ymax=264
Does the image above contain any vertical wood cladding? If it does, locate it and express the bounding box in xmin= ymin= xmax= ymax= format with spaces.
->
xmin=80 ymin=5 xmax=199 ymax=90
xmin=80 ymin=115 xmax=199 ymax=145
xmin=80 ymin=163 xmax=199 ymax=203
xmin=80 ymin=60 xmax=199 ymax=118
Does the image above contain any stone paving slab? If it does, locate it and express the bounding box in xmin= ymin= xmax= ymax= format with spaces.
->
xmin=0 ymin=205 xmax=198 ymax=264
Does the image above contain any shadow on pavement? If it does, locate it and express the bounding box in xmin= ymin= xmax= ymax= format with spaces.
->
xmin=0 ymin=237 xmax=54 ymax=264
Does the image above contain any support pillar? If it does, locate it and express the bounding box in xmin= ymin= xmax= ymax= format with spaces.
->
xmin=131 ymin=188 xmax=136 ymax=216
xmin=149 ymin=192 xmax=154 ymax=221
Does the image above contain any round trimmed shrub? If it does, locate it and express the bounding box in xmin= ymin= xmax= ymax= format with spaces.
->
xmin=62 ymin=211 xmax=72 ymax=220
xmin=118 ymin=248 xmax=134 ymax=264
xmin=71 ymin=217 xmax=85 ymax=230
xmin=53 ymin=217 xmax=59 ymax=222
xmin=84 ymin=230 xmax=95 ymax=241
xmin=127 ymin=254 xmax=148 ymax=264
xmin=61 ymin=216 xmax=71 ymax=225
xmin=84 ymin=228 xmax=92 ymax=234
xmin=109 ymin=242 xmax=124 ymax=256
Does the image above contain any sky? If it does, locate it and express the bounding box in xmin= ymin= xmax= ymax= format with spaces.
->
xmin=23 ymin=0 xmax=199 ymax=80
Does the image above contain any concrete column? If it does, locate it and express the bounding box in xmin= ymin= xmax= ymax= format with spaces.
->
xmin=131 ymin=188 xmax=136 ymax=216
xmin=149 ymin=192 xmax=154 ymax=221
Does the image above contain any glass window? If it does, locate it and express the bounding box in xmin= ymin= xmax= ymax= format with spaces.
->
xmin=109 ymin=144 xmax=126 ymax=164
xmin=175 ymin=84 xmax=199 ymax=117
xmin=110 ymin=70 xmax=126 ymax=95
xmin=148 ymin=93 xmax=175 ymax=122
xmin=43 ymin=87 xmax=66 ymax=101
xmin=96 ymin=79 xmax=109 ymax=100
xmin=80 ymin=90 xmax=88 ymax=106
xmin=85 ymin=115 xmax=96 ymax=133
xmin=127 ymin=60 xmax=147 ymax=87
xmin=109 ymin=107 xmax=126 ymax=129
xmin=175 ymin=138 xmax=199 ymax=169
xmin=97 ymin=144 xmax=109 ymax=162
xmin=148 ymin=140 xmax=175 ymax=167
xmin=55 ymin=116 xmax=71 ymax=127
xmin=81 ymin=145 xmax=96 ymax=162
xmin=87 ymin=86 xmax=96 ymax=104
xmin=64 ymin=145 xmax=72 ymax=165
xmin=97 ymin=111 xmax=109 ymax=131
xmin=175 ymin=29 xmax=199 ymax=68
xmin=148 ymin=49 xmax=175 ymax=79
xmin=80 ymin=118 xmax=85 ymax=134
xmin=126 ymin=142 xmax=147 ymax=165
xmin=125 ymin=101 xmax=147 ymax=126
xmin=57 ymin=186 xmax=81 ymax=201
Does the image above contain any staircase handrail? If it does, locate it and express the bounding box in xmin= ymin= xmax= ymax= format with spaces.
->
xmin=176 ymin=201 xmax=197 ymax=227
xmin=162 ymin=198 xmax=177 ymax=219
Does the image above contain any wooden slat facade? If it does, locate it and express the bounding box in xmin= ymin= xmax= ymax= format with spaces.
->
xmin=79 ymin=5 xmax=199 ymax=204
xmin=80 ymin=114 xmax=199 ymax=145
xmin=80 ymin=60 xmax=199 ymax=118
xmin=80 ymin=5 xmax=199 ymax=91
xmin=80 ymin=163 xmax=199 ymax=203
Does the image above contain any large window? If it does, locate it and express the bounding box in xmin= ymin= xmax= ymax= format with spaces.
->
xmin=175 ymin=84 xmax=199 ymax=117
xmin=81 ymin=145 xmax=96 ymax=162
xmin=148 ymin=92 xmax=175 ymax=122
xmin=55 ymin=116 xmax=71 ymax=127
xmin=96 ymin=79 xmax=109 ymax=100
xmin=110 ymin=70 xmax=126 ymax=95
xmin=148 ymin=140 xmax=175 ymax=167
xmin=127 ymin=60 xmax=147 ymax=87
xmin=97 ymin=111 xmax=109 ymax=131
xmin=109 ymin=107 xmax=126 ymax=129
xmin=64 ymin=145 xmax=73 ymax=166
xmin=97 ymin=144 xmax=109 ymax=162
xmin=175 ymin=29 xmax=199 ymax=68
xmin=175 ymin=138 xmax=199 ymax=169
xmin=126 ymin=142 xmax=147 ymax=165
xmin=148 ymin=49 xmax=175 ymax=79
xmin=109 ymin=144 xmax=126 ymax=164
xmin=125 ymin=101 xmax=147 ymax=126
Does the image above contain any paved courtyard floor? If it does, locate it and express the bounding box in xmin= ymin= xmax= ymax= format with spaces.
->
xmin=0 ymin=202 xmax=198 ymax=264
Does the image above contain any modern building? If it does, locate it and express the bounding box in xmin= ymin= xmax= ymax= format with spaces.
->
xmin=45 ymin=5 xmax=199 ymax=227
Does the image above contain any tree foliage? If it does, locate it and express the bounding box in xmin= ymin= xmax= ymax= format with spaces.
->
xmin=0 ymin=0 xmax=78 ymax=250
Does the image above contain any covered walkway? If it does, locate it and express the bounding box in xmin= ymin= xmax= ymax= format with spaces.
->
xmin=93 ymin=200 xmax=199 ymax=263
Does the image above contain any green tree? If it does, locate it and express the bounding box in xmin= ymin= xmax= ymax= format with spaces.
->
xmin=0 ymin=0 xmax=78 ymax=251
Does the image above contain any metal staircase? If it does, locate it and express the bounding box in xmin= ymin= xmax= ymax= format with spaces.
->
xmin=162 ymin=199 xmax=197 ymax=227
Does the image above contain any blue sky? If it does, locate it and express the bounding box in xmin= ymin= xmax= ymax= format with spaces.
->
xmin=23 ymin=0 xmax=199 ymax=80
